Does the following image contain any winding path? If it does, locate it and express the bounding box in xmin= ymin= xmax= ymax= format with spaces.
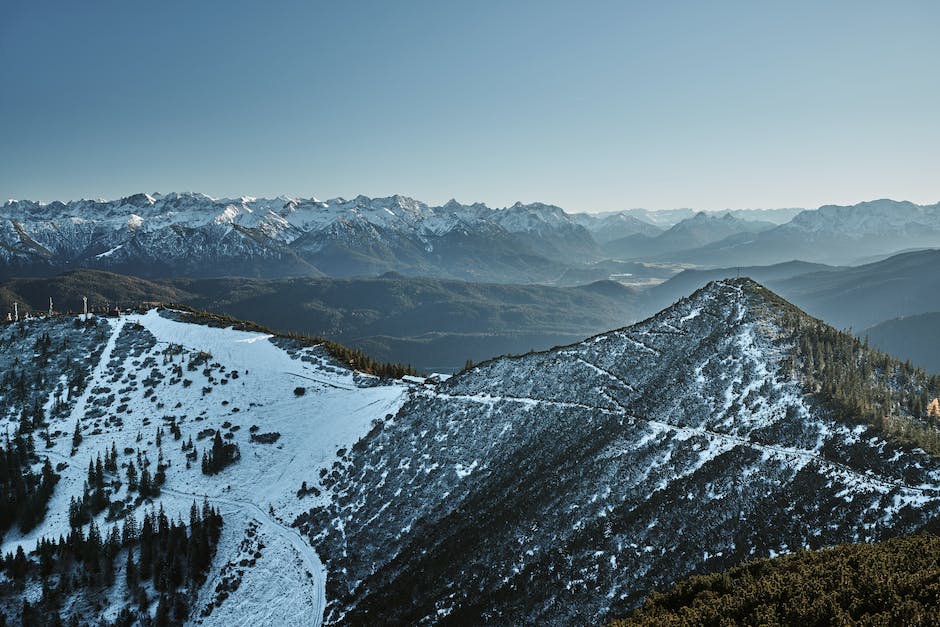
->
xmin=426 ymin=387 xmax=940 ymax=499
xmin=158 ymin=486 xmax=326 ymax=625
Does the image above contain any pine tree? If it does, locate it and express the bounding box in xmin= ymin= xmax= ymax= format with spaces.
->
xmin=139 ymin=467 xmax=152 ymax=498
xmin=127 ymin=461 xmax=138 ymax=492
xmin=71 ymin=419 xmax=82 ymax=452
xmin=122 ymin=512 xmax=139 ymax=544
xmin=125 ymin=546 xmax=137 ymax=588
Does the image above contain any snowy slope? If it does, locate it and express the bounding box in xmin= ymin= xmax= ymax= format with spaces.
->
xmin=0 ymin=309 xmax=409 ymax=625
xmin=301 ymin=279 xmax=940 ymax=625
xmin=5 ymin=279 xmax=940 ymax=625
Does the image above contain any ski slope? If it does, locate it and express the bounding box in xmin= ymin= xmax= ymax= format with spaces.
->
xmin=2 ymin=309 xmax=410 ymax=625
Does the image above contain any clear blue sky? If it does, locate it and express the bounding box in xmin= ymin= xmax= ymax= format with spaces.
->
xmin=1 ymin=1 xmax=938 ymax=212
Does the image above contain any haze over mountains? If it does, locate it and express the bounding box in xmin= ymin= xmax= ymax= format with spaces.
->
xmin=3 ymin=191 xmax=940 ymax=373
xmin=0 ymin=270 xmax=640 ymax=373
xmin=3 ymin=246 xmax=939 ymax=374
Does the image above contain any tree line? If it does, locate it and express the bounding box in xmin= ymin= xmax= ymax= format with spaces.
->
xmin=0 ymin=433 xmax=58 ymax=542
xmin=617 ymin=533 xmax=940 ymax=626
xmin=1 ymin=501 xmax=223 ymax=627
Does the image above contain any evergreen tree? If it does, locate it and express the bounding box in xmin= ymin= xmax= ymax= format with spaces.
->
xmin=71 ymin=418 xmax=82 ymax=452
xmin=126 ymin=460 xmax=138 ymax=492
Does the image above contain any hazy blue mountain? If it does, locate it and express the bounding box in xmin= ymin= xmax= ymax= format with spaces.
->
xmin=864 ymin=312 xmax=940 ymax=374
xmin=603 ymin=212 xmax=775 ymax=260
xmin=667 ymin=200 xmax=940 ymax=266
xmin=645 ymin=260 xmax=839 ymax=313
xmin=768 ymin=248 xmax=940 ymax=331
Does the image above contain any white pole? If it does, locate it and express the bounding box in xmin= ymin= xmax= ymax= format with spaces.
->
xmin=13 ymin=303 xmax=18 ymax=322
xmin=82 ymin=296 xmax=88 ymax=320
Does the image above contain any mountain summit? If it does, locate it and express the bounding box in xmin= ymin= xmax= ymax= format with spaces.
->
xmin=302 ymin=278 xmax=940 ymax=624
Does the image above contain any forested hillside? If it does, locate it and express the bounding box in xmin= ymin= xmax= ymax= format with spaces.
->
xmin=618 ymin=534 xmax=940 ymax=626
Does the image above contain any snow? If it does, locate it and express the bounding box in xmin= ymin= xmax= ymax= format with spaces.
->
xmin=0 ymin=192 xmax=597 ymax=261
xmin=2 ymin=310 xmax=411 ymax=626
xmin=95 ymin=244 xmax=123 ymax=258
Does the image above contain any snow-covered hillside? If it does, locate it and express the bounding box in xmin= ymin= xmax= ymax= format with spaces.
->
xmin=301 ymin=278 xmax=940 ymax=624
xmin=0 ymin=309 xmax=408 ymax=625
xmin=3 ymin=279 xmax=940 ymax=625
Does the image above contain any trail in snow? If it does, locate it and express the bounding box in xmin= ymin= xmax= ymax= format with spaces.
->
xmin=284 ymin=370 xmax=355 ymax=391
xmin=619 ymin=333 xmax=662 ymax=356
xmin=428 ymin=389 xmax=940 ymax=499
xmin=63 ymin=316 xmax=126 ymax=427
xmin=158 ymin=486 xmax=326 ymax=625
xmin=36 ymin=446 xmax=327 ymax=623
xmin=11 ymin=309 xmax=412 ymax=626
xmin=571 ymin=356 xmax=636 ymax=391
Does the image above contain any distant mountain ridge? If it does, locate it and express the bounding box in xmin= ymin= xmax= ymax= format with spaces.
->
xmin=0 ymin=193 xmax=599 ymax=282
xmin=865 ymin=312 xmax=940 ymax=374
xmin=603 ymin=212 xmax=776 ymax=260
xmin=2 ymin=194 xmax=937 ymax=281
xmin=665 ymin=199 xmax=940 ymax=266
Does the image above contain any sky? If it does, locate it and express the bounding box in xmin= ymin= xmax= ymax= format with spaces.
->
xmin=1 ymin=1 xmax=938 ymax=212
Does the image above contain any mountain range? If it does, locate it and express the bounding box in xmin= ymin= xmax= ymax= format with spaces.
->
xmin=302 ymin=278 xmax=940 ymax=623
xmin=0 ymin=193 xmax=598 ymax=283
xmin=661 ymin=200 xmax=940 ymax=266
xmin=601 ymin=212 xmax=776 ymax=260
xmin=3 ymin=194 xmax=938 ymax=284
xmin=646 ymin=248 xmax=940 ymax=334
